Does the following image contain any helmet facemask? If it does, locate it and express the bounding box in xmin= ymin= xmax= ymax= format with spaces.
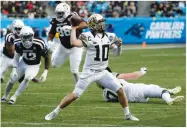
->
xmin=95 ymin=19 xmax=105 ymax=32
xmin=88 ymin=14 xmax=106 ymax=33
xmin=56 ymin=11 xmax=66 ymax=22
xmin=21 ymin=34 xmax=33 ymax=48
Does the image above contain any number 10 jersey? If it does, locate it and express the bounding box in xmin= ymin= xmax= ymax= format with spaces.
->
xmin=79 ymin=32 xmax=118 ymax=71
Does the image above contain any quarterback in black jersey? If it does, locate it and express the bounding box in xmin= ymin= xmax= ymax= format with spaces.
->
xmin=47 ymin=2 xmax=87 ymax=83
xmin=0 ymin=19 xmax=24 ymax=82
xmin=1 ymin=26 xmax=50 ymax=104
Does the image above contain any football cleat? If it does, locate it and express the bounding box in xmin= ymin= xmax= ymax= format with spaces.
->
xmin=45 ymin=111 xmax=58 ymax=121
xmin=125 ymin=113 xmax=139 ymax=121
xmin=166 ymin=96 xmax=184 ymax=105
xmin=1 ymin=97 xmax=7 ymax=103
xmin=168 ymin=86 xmax=181 ymax=95
xmin=7 ymin=96 xmax=17 ymax=105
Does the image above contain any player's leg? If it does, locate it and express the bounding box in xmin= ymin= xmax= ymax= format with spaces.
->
xmin=69 ymin=47 xmax=83 ymax=83
xmin=1 ymin=68 xmax=8 ymax=83
xmin=51 ymin=44 xmax=69 ymax=68
xmin=97 ymin=71 xmax=139 ymax=121
xmin=0 ymin=55 xmax=12 ymax=83
xmin=8 ymin=64 xmax=40 ymax=104
xmin=143 ymin=84 xmax=184 ymax=105
xmin=45 ymin=71 xmax=94 ymax=120
xmin=1 ymin=61 xmax=25 ymax=102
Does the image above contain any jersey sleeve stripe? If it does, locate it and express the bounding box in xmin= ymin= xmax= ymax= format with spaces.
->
xmin=33 ymin=39 xmax=45 ymax=48
xmin=6 ymin=33 xmax=14 ymax=43
xmin=14 ymin=39 xmax=21 ymax=44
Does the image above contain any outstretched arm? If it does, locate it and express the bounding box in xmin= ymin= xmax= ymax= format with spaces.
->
xmin=111 ymin=37 xmax=122 ymax=56
xmin=70 ymin=26 xmax=83 ymax=47
xmin=117 ymin=67 xmax=147 ymax=80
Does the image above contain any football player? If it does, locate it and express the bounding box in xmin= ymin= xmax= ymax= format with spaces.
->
xmin=0 ymin=20 xmax=24 ymax=83
xmin=1 ymin=26 xmax=50 ymax=104
xmin=45 ymin=14 xmax=139 ymax=121
xmin=47 ymin=3 xmax=87 ymax=83
xmin=101 ymin=67 xmax=184 ymax=105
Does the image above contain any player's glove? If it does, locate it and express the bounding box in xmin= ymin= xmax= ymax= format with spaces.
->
xmin=11 ymin=67 xmax=18 ymax=78
xmin=47 ymin=40 xmax=56 ymax=54
xmin=39 ymin=69 xmax=48 ymax=83
xmin=140 ymin=67 xmax=147 ymax=75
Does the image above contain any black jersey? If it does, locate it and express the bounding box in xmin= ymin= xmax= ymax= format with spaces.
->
xmin=3 ymin=32 xmax=19 ymax=58
xmin=49 ymin=12 xmax=82 ymax=49
xmin=14 ymin=38 xmax=48 ymax=65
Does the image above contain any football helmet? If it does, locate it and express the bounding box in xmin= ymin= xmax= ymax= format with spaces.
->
xmin=20 ymin=26 xmax=34 ymax=48
xmin=12 ymin=19 xmax=24 ymax=36
xmin=55 ymin=3 xmax=70 ymax=22
xmin=88 ymin=14 xmax=105 ymax=32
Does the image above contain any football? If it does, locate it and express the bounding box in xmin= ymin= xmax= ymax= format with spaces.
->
xmin=70 ymin=15 xmax=82 ymax=26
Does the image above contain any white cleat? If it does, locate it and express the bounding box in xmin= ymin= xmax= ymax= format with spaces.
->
xmin=7 ymin=96 xmax=17 ymax=105
xmin=168 ymin=86 xmax=181 ymax=95
xmin=45 ymin=111 xmax=58 ymax=121
xmin=125 ymin=113 xmax=139 ymax=121
xmin=167 ymin=96 xmax=184 ymax=105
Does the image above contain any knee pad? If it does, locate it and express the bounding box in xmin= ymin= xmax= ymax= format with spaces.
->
xmin=52 ymin=60 xmax=60 ymax=68
xmin=9 ymin=77 xmax=17 ymax=84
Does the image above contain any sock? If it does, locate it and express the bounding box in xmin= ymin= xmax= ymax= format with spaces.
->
xmin=53 ymin=105 xmax=61 ymax=114
xmin=162 ymin=92 xmax=171 ymax=103
xmin=15 ymin=79 xmax=29 ymax=97
xmin=72 ymin=73 xmax=79 ymax=84
xmin=124 ymin=107 xmax=130 ymax=115
xmin=5 ymin=80 xmax=14 ymax=98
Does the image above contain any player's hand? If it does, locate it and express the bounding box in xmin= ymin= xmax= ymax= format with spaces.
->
xmin=11 ymin=68 xmax=18 ymax=78
xmin=47 ymin=40 xmax=56 ymax=53
xmin=116 ymin=38 xmax=122 ymax=47
xmin=140 ymin=67 xmax=147 ymax=75
xmin=39 ymin=70 xmax=48 ymax=83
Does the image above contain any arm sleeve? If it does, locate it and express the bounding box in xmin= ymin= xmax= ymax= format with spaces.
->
xmin=5 ymin=34 xmax=14 ymax=44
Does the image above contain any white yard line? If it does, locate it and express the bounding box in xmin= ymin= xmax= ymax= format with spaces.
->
xmin=2 ymin=104 xmax=184 ymax=110
xmin=141 ymin=53 xmax=186 ymax=57
xmin=1 ymin=122 xmax=121 ymax=126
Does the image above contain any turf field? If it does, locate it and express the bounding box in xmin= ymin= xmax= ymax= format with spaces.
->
xmin=1 ymin=47 xmax=186 ymax=127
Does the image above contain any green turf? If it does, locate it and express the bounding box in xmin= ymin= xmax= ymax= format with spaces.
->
xmin=1 ymin=47 xmax=186 ymax=127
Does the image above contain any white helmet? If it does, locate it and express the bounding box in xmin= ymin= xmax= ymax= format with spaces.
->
xmin=12 ymin=19 xmax=24 ymax=36
xmin=20 ymin=26 xmax=34 ymax=48
xmin=88 ymin=14 xmax=105 ymax=32
xmin=55 ymin=3 xmax=70 ymax=22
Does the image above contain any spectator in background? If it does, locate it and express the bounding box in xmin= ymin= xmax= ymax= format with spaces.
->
xmin=79 ymin=6 xmax=88 ymax=18
xmin=33 ymin=27 xmax=40 ymax=38
xmin=106 ymin=24 xmax=114 ymax=33
xmin=28 ymin=10 xmax=34 ymax=19
xmin=127 ymin=2 xmax=137 ymax=17
xmin=42 ymin=27 xmax=47 ymax=37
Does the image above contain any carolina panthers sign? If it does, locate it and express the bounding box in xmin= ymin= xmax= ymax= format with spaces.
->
xmin=106 ymin=17 xmax=186 ymax=44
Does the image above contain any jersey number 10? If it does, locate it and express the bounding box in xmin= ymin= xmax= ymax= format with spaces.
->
xmin=94 ymin=44 xmax=109 ymax=61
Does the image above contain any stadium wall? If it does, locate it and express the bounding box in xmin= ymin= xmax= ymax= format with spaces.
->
xmin=1 ymin=17 xmax=186 ymax=44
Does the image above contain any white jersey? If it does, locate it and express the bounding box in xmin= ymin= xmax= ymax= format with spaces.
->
xmin=118 ymin=79 xmax=150 ymax=102
xmin=79 ymin=32 xmax=118 ymax=71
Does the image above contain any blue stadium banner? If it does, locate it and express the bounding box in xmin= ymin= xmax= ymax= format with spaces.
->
xmin=106 ymin=17 xmax=186 ymax=44
xmin=1 ymin=17 xmax=186 ymax=44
